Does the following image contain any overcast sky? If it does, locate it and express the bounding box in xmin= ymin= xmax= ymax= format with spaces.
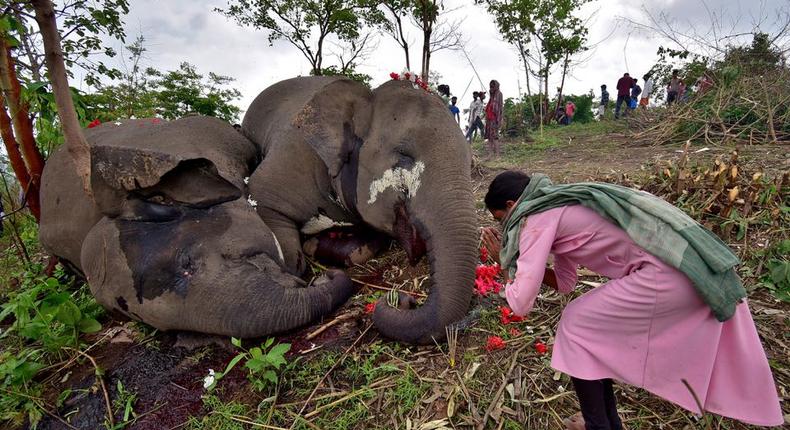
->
xmin=82 ymin=0 xmax=788 ymax=117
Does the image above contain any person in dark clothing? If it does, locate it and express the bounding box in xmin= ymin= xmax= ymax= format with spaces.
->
xmin=614 ymin=73 xmax=632 ymax=119
xmin=597 ymin=85 xmax=609 ymax=118
xmin=630 ymin=79 xmax=641 ymax=110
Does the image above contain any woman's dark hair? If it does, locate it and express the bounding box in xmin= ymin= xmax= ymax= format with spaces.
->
xmin=484 ymin=171 xmax=531 ymax=210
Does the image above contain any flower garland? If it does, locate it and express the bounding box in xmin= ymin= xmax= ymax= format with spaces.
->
xmin=389 ymin=70 xmax=436 ymax=94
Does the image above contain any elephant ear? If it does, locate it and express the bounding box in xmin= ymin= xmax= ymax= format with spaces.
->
xmin=87 ymin=116 xmax=258 ymax=216
xmin=293 ymin=79 xmax=373 ymax=178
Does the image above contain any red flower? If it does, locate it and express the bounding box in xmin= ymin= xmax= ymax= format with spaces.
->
xmin=403 ymin=72 xmax=411 ymax=80
xmin=364 ymin=302 xmax=376 ymax=314
xmin=474 ymin=264 xmax=503 ymax=296
xmin=485 ymin=335 xmax=506 ymax=352
xmin=480 ymin=246 xmax=489 ymax=263
xmin=87 ymin=119 xmax=101 ymax=128
xmin=509 ymin=327 xmax=522 ymax=337
xmin=152 ymin=118 xmax=161 ymax=124
xmin=534 ymin=341 xmax=548 ymax=354
xmin=499 ymin=306 xmax=525 ymax=325
xmin=389 ymin=72 xmax=400 ymax=80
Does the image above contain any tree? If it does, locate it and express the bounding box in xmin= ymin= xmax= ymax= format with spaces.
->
xmin=483 ymin=0 xmax=590 ymax=125
xmin=30 ymin=0 xmax=93 ymax=196
xmin=147 ymin=62 xmax=242 ymax=122
xmin=217 ymin=0 xmax=383 ymax=76
xmin=0 ymin=0 xmax=129 ymax=219
xmin=380 ymin=0 xmax=413 ymax=70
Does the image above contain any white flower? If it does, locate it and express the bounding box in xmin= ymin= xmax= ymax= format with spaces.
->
xmin=525 ymin=326 xmax=534 ymax=334
xmin=558 ymin=385 xmax=565 ymax=393
xmin=113 ymin=121 xmax=122 ymax=126
xmin=203 ymin=369 xmax=215 ymax=389
xmin=129 ymin=115 xmax=136 ymax=120
xmin=247 ymin=195 xmax=258 ymax=208
xmin=243 ymin=177 xmax=249 ymax=184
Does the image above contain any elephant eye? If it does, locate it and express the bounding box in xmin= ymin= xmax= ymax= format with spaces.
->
xmin=396 ymin=151 xmax=415 ymax=168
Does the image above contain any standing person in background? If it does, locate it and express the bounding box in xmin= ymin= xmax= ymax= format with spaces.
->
xmin=679 ymin=81 xmax=689 ymax=103
xmin=449 ymin=96 xmax=460 ymax=125
xmin=629 ymin=79 xmax=641 ymax=111
xmin=437 ymin=84 xmax=451 ymax=108
xmin=466 ymin=91 xmax=486 ymax=142
xmin=640 ymin=73 xmax=654 ymax=109
xmin=485 ymin=80 xmax=504 ymax=157
xmin=614 ymin=73 xmax=632 ymax=119
xmin=564 ymin=100 xmax=576 ymax=125
xmin=667 ymin=70 xmax=681 ymax=105
xmin=598 ymin=85 xmax=609 ymax=119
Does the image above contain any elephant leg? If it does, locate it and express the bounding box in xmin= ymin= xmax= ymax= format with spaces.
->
xmin=302 ymin=226 xmax=391 ymax=268
xmin=259 ymin=207 xmax=306 ymax=276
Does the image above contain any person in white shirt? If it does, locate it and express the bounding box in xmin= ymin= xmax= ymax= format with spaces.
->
xmin=640 ymin=74 xmax=654 ymax=109
xmin=465 ymin=91 xmax=486 ymax=143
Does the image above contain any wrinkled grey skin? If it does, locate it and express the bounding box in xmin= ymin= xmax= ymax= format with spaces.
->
xmin=40 ymin=76 xmax=477 ymax=344
xmin=244 ymin=77 xmax=477 ymax=344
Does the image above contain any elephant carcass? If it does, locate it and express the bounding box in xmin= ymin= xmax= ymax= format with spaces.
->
xmin=42 ymin=116 xmax=354 ymax=337
xmin=243 ymin=77 xmax=478 ymax=344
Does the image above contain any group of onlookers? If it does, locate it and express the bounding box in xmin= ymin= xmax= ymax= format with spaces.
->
xmin=598 ymin=69 xmax=714 ymax=119
xmin=440 ymin=80 xmax=504 ymax=156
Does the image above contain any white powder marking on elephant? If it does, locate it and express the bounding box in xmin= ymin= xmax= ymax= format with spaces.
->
xmin=271 ymin=233 xmax=285 ymax=263
xmin=247 ymin=195 xmax=258 ymax=208
xmin=367 ymin=161 xmax=425 ymax=204
xmin=301 ymin=214 xmax=353 ymax=235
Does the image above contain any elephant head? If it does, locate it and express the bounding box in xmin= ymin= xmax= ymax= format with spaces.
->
xmin=243 ymin=78 xmax=478 ymax=344
xmin=43 ymin=116 xmax=355 ymax=337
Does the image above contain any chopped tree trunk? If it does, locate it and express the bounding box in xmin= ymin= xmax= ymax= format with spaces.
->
xmin=31 ymin=0 xmax=92 ymax=197
xmin=0 ymin=40 xmax=45 ymax=187
xmin=0 ymin=93 xmax=40 ymax=220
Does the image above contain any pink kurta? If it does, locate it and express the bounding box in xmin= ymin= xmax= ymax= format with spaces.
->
xmin=505 ymin=205 xmax=783 ymax=426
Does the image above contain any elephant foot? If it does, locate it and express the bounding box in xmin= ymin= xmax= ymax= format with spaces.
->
xmin=303 ymin=227 xmax=390 ymax=268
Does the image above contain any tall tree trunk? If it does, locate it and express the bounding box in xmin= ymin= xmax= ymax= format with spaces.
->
xmin=517 ymin=40 xmax=536 ymax=119
xmin=0 ymin=94 xmax=39 ymax=220
xmin=31 ymin=0 xmax=93 ymax=197
xmin=553 ymin=51 xmax=570 ymax=123
xmin=421 ymin=23 xmax=431 ymax=81
xmin=543 ymin=67 xmax=550 ymax=124
xmin=0 ymin=40 xmax=45 ymax=187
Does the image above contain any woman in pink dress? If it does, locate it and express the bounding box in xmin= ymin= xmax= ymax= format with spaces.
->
xmin=481 ymin=171 xmax=783 ymax=429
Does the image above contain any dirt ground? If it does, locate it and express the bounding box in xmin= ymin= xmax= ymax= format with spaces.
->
xmin=29 ymin=128 xmax=790 ymax=430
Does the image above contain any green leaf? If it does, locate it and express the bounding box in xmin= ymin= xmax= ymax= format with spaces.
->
xmin=263 ymin=337 xmax=274 ymax=348
xmin=768 ymin=260 xmax=790 ymax=285
xmin=231 ymin=337 xmax=242 ymax=348
xmin=78 ymin=318 xmax=102 ymax=333
xmin=250 ymin=347 xmax=263 ymax=360
xmin=56 ymin=301 xmax=82 ymax=326
xmin=221 ymin=352 xmax=247 ymax=377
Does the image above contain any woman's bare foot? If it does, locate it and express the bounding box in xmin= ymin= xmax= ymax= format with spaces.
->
xmin=562 ymin=412 xmax=585 ymax=430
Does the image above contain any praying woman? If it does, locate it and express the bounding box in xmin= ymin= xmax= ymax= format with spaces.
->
xmin=480 ymin=170 xmax=783 ymax=430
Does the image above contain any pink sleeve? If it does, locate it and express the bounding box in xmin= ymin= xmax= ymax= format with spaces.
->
xmin=504 ymin=215 xmax=559 ymax=317
xmin=553 ymin=254 xmax=578 ymax=294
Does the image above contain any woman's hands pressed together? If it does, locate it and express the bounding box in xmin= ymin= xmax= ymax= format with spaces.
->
xmin=480 ymin=227 xmax=502 ymax=265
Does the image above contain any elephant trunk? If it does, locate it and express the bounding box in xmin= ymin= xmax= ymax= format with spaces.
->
xmin=372 ymin=178 xmax=478 ymax=344
xmin=189 ymin=258 xmax=356 ymax=338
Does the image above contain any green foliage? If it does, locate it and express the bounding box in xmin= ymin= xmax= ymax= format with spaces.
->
xmin=313 ymin=65 xmax=372 ymax=87
xmin=0 ymin=263 xmax=103 ymax=428
xmin=0 ymin=268 xmax=103 ymax=352
xmin=217 ymin=0 xmax=383 ymax=74
xmin=761 ymin=240 xmax=790 ymax=302
xmin=482 ymin=0 xmax=591 ymax=87
xmin=186 ymin=395 xmax=251 ymax=430
xmin=147 ymin=62 xmax=242 ymax=122
xmin=107 ymin=380 xmax=138 ymax=429
xmin=206 ymin=338 xmax=291 ymax=393
xmin=3 ymin=0 xmax=130 ymax=85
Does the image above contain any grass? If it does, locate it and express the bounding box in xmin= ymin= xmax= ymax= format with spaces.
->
xmin=1 ymin=121 xmax=786 ymax=429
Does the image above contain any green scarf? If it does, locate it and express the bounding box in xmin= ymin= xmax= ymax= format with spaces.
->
xmin=500 ymin=174 xmax=746 ymax=321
